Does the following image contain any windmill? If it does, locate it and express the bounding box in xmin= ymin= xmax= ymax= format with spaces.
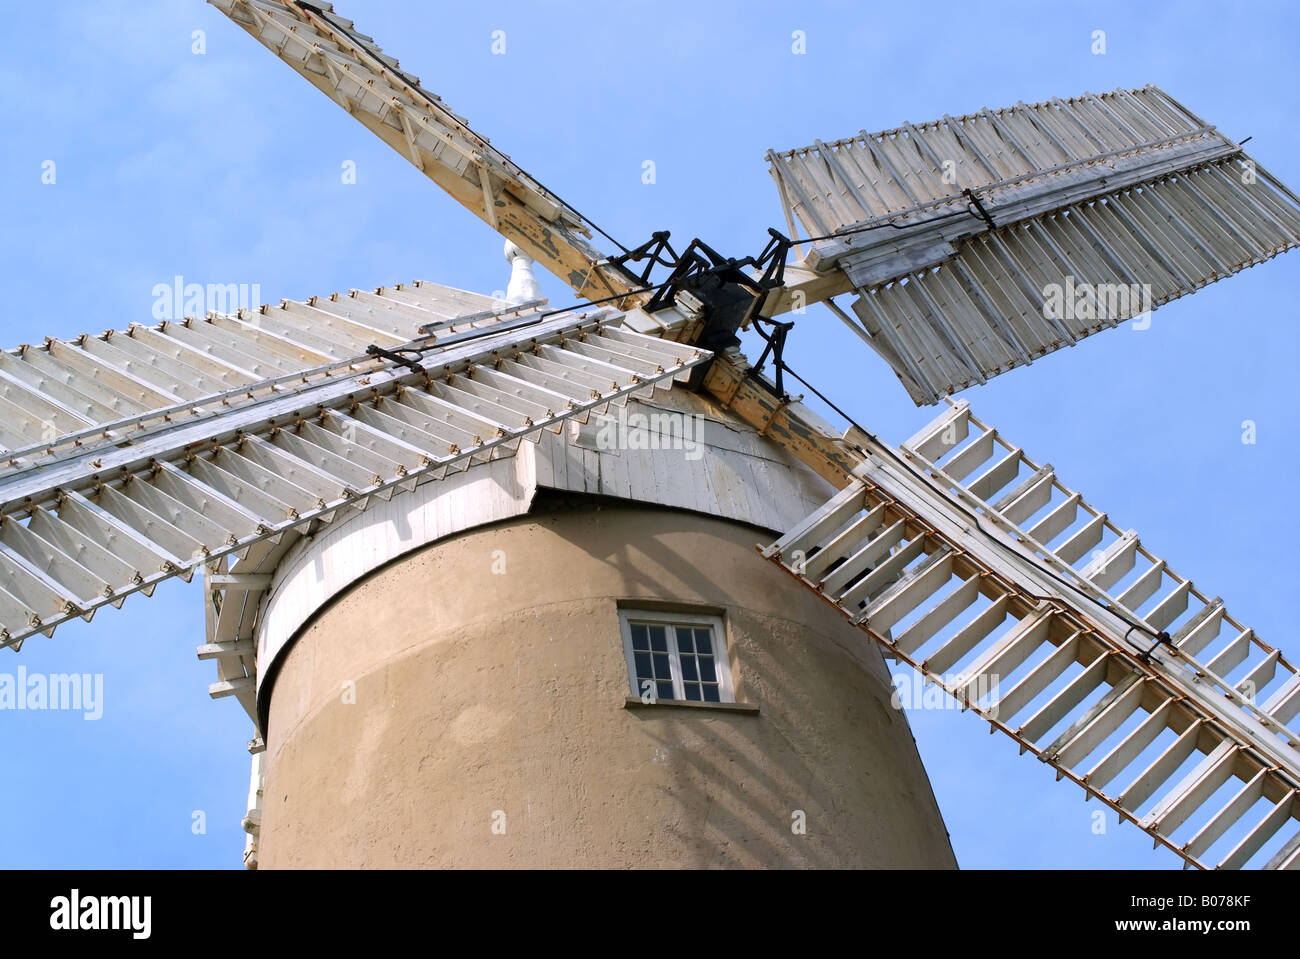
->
xmin=4 ymin=0 xmax=1299 ymax=870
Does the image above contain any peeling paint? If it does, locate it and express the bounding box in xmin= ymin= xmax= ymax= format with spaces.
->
xmin=538 ymin=229 xmax=562 ymax=259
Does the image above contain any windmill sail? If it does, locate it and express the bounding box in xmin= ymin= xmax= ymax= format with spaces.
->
xmin=207 ymin=0 xmax=642 ymax=303
xmin=0 ymin=282 xmax=708 ymax=659
xmin=769 ymin=88 xmax=1300 ymax=403
xmin=761 ymin=400 xmax=1300 ymax=869
xmin=0 ymin=282 xmax=508 ymax=464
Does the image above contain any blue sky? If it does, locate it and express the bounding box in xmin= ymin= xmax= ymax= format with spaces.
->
xmin=1 ymin=0 xmax=1297 ymax=868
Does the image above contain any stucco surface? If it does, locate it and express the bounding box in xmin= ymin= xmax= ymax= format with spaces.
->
xmin=258 ymin=501 xmax=957 ymax=869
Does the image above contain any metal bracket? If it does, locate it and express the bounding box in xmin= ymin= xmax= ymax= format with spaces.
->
xmin=963 ymin=188 xmax=996 ymax=229
xmin=607 ymin=231 xmax=681 ymax=286
xmin=746 ymin=315 xmax=796 ymax=400
xmin=365 ymin=344 xmax=427 ymax=373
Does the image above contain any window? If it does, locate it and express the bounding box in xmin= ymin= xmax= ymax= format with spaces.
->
xmin=619 ymin=609 xmax=734 ymax=704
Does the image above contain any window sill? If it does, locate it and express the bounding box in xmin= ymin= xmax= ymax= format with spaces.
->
xmin=624 ymin=696 xmax=759 ymax=715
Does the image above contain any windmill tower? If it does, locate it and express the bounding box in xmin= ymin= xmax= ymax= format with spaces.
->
xmin=4 ymin=0 xmax=1300 ymax=871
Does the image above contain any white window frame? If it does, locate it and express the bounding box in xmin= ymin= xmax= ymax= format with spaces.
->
xmin=618 ymin=608 xmax=734 ymax=704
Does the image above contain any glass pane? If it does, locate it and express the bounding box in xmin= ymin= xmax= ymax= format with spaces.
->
xmin=680 ymin=657 xmax=698 ymax=681
xmin=653 ymin=653 xmax=671 ymax=679
xmin=634 ymin=652 xmax=652 ymax=679
xmin=676 ymin=627 xmax=694 ymax=653
xmin=630 ymin=623 xmax=648 ymax=649
xmin=703 ymin=685 xmax=721 ymax=703
xmin=657 ymin=681 xmax=674 ymax=701
xmin=683 ymin=683 xmax=702 ymax=701
xmin=694 ymin=629 xmax=713 ymax=654
xmin=649 ymin=626 xmax=668 ymax=652
xmin=699 ymin=656 xmax=717 ymax=683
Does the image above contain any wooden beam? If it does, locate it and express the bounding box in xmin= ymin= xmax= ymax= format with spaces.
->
xmin=197 ymin=638 xmax=256 ymax=660
xmin=700 ymin=352 xmax=863 ymax=490
xmin=207 ymin=574 xmax=273 ymax=592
